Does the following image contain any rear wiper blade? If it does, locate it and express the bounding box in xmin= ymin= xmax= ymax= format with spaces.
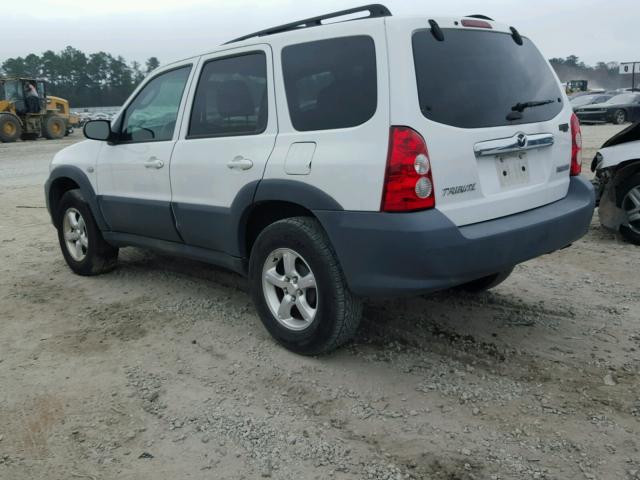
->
xmin=511 ymin=99 xmax=555 ymax=113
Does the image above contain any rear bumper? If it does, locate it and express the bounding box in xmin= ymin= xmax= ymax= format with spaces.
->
xmin=315 ymin=177 xmax=595 ymax=296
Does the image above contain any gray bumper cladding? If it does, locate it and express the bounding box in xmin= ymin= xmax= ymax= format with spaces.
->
xmin=315 ymin=177 xmax=595 ymax=296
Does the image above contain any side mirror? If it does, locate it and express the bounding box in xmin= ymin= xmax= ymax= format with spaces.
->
xmin=83 ymin=120 xmax=112 ymax=141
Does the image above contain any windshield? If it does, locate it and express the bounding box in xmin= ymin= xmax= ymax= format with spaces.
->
xmin=571 ymin=95 xmax=597 ymax=107
xmin=604 ymin=94 xmax=640 ymax=105
xmin=413 ymin=29 xmax=563 ymax=128
xmin=0 ymin=80 xmax=21 ymax=102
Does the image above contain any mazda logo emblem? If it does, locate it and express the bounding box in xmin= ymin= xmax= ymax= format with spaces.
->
xmin=517 ymin=133 xmax=527 ymax=148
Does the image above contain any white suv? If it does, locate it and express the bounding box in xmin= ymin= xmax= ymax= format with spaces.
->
xmin=45 ymin=5 xmax=595 ymax=354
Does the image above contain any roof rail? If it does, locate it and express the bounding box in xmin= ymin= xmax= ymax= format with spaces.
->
xmin=224 ymin=4 xmax=392 ymax=45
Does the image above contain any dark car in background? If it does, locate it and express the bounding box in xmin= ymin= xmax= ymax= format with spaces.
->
xmin=575 ymin=93 xmax=640 ymax=125
xmin=570 ymin=93 xmax=613 ymax=111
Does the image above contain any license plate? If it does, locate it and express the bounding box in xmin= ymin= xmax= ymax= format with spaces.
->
xmin=495 ymin=154 xmax=530 ymax=188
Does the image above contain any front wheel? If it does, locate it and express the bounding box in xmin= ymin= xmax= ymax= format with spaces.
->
xmin=248 ymin=217 xmax=362 ymax=355
xmin=56 ymin=189 xmax=119 ymax=275
xmin=0 ymin=115 xmax=22 ymax=143
xmin=619 ymin=173 xmax=640 ymax=245
xmin=456 ymin=267 xmax=515 ymax=293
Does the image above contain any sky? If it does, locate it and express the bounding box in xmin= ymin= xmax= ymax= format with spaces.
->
xmin=2 ymin=0 xmax=639 ymax=67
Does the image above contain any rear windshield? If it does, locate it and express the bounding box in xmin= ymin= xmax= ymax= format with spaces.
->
xmin=413 ymin=29 xmax=563 ymax=129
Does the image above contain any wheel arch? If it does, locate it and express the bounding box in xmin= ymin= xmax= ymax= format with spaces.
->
xmin=612 ymin=159 xmax=640 ymax=206
xmin=237 ymin=179 xmax=343 ymax=258
xmin=46 ymin=165 xmax=108 ymax=230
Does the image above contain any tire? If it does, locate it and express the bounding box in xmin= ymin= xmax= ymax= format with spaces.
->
xmin=0 ymin=115 xmax=22 ymax=143
xmin=456 ymin=267 xmax=515 ymax=293
xmin=618 ymin=173 xmax=640 ymax=245
xmin=613 ymin=109 xmax=627 ymax=125
xmin=43 ymin=115 xmax=66 ymax=139
xmin=248 ymin=217 xmax=363 ymax=355
xmin=56 ymin=189 xmax=119 ymax=275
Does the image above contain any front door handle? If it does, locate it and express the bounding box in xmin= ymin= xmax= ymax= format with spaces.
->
xmin=145 ymin=157 xmax=164 ymax=169
xmin=227 ymin=156 xmax=254 ymax=171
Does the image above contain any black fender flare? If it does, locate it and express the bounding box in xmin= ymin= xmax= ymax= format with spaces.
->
xmin=45 ymin=165 xmax=108 ymax=230
xmin=231 ymin=179 xmax=343 ymax=257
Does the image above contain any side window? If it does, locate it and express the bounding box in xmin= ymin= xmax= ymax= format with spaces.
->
xmin=188 ymin=52 xmax=267 ymax=138
xmin=282 ymin=36 xmax=377 ymax=132
xmin=120 ymin=66 xmax=191 ymax=143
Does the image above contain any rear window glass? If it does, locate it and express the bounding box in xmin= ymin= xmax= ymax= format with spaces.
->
xmin=413 ymin=29 xmax=563 ymax=129
xmin=282 ymin=36 xmax=377 ymax=131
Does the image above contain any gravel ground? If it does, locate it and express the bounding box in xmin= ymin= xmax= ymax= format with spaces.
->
xmin=0 ymin=126 xmax=638 ymax=480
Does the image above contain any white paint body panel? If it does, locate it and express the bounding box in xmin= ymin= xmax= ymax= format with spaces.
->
xmin=94 ymin=59 xmax=197 ymax=203
xmin=385 ymin=17 xmax=573 ymax=226
xmin=170 ymin=45 xmax=278 ymax=208
xmin=50 ymin=14 xmax=573 ymax=228
xmin=597 ymin=140 xmax=640 ymax=170
xmin=262 ymin=19 xmax=391 ymax=212
xmin=50 ymin=139 xmax=103 ymax=191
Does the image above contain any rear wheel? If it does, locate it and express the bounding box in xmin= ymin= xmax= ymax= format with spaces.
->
xmin=0 ymin=115 xmax=22 ymax=143
xmin=43 ymin=115 xmax=66 ymax=139
xmin=249 ymin=217 xmax=362 ymax=355
xmin=613 ymin=109 xmax=627 ymax=125
xmin=456 ymin=267 xmax=514 ymax=293
xmin=56 ymin=189 xmax=119 ymax=275
xmin=619 ymin=173 xmax=640 ymax=245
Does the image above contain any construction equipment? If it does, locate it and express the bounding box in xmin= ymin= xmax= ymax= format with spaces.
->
xmin=566 ymin=79 xmax=589 ymax=95
xmin=46 ymin=95 xmax=81 ymax=135
xmin=0 ymin=77 xmax=70 ymax=143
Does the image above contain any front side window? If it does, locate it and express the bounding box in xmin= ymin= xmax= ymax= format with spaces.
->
xmin=120 ymin=66 xmax=191 ymax=143
xmin=282 ymin=36 xmax=377 ymax=132
xmin=188 ymin=52 xmax=268 ymax=138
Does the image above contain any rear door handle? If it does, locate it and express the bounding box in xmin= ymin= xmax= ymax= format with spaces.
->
xmin=227 ymin=156 xmax=254 ymax=171
xmin=145 ymin=157 xmax=164 ymax=169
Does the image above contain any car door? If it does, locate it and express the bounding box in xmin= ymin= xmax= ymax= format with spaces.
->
xmin=632 ymin=96 xmax=640 ymax=122
xmin=170 ymin=45 xmax=277 ymax=254
xmin=96 ymin=63 xmax=194 ymax=241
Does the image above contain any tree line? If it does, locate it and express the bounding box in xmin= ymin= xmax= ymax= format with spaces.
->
xmin=0 ymin=46 xmax=160 ymax=108
xmin=0 ymin=47 xmax=635 ymax=108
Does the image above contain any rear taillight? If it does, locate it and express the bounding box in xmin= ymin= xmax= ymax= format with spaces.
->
xmin=570 ymin=113 xmax=582 ymax=176
xmin=381 ymin=126 xmax=435 ymax=212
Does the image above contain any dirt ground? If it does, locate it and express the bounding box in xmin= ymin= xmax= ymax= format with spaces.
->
xmin=0 ymin=125 xmax=638 ymax=480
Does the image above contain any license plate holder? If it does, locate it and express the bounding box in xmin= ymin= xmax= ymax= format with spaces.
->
xmin=495 ymin=154 xmax=530 ymax=188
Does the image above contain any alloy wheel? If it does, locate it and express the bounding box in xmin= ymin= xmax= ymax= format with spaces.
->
xmin=623 ymin=185 xmax=640 ymax=235
xmin=262 ymin=248 xmax=318 ymax=331
xmin=62 ymin=207 xmax=88 ymax=261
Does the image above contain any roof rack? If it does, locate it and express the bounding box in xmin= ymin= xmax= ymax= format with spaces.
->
xmin=225 ymin=4 xmax=392 ymax=45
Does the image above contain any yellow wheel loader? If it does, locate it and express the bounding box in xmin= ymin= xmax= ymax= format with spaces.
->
xmin=0 ymin=77 xmax=76 ymax=143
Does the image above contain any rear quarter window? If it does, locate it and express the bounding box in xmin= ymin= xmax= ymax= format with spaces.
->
xmin=413 ymin=29 xmax=563 ymax=129
xmin=282 ymin=36 xmax=377 ymax=131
